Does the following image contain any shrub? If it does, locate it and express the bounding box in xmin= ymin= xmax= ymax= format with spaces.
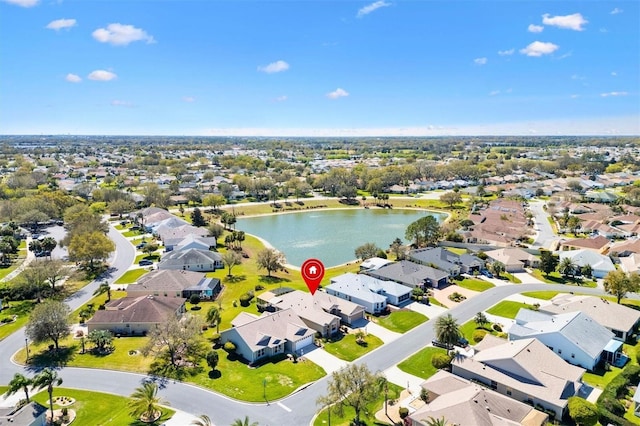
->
xmin=398 ymin=407 xmax=409 ymax=419
xmin=472 ymin=329 xmax=488 ymax=343
xmin=568 ymin=397 xmax=598 ymax=426
xmin=189 ymin=294 xmax=201 ymax=305
xmin=239 ymin=293 xmax=253 ymax=307
xmin=255 ymin=284 xmax=264 ymax=291
xmin=211 ymin=333 xmax=221 ymax=343
xmin=376 ymin=249 xmax=388 ymax=259
xmin=1 ymin=317 xmax=12 ymax=323
xmin=431 ymin=353 xmax=452 ymax=369
xmin=492 ymin=323 xmax=502 ymax=332
xmin=223 ymin=341 xmax=236 ymax=353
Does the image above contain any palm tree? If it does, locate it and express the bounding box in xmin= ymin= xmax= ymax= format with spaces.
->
xmin=231 ymin=416 xmax=258 ymax=426
xmin=5 ymin=373 xmax=33 ymax=403
xmin=474 ymin=312 xmax=489 ymax=328
xmin=128 ymin=382 xmax=168 ymax=422
xmin=93 ymin=281 xmax=112 ymax=302
xmin=206 ymin=306 xmax=221 ymax=333
xmin=558 ymin=257 xmax=576 ymax=279
xmin=489 ymin=261 xmax=505 ymax=278
xmin=434 ymin=314 xmax=461 ymax=348
xmin=423 ymin=416 xmax=449 ymax=426
xmin=191 ymin=414 xmax=213 ymax=426
xmin=33 ymin=368 xmax=63 ymax=421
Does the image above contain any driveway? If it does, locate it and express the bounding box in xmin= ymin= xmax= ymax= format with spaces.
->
xmin=432 ymin=285 xmax=480 ymax=308
xmin=301 ymin=345 xmax=348 ymax=375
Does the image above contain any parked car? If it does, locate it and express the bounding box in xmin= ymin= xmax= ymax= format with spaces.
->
xmin=138 ymin=259 xmax=153 ymax=266
xmin=480 ymin=269 xmax=494 ymax=278
xmin=136 ymin=242 xmax=147 ymax=249
xmin=431 ymin=339 xmax=454 ymax=350
xmin=34 ymin=251 xmax=51 ymax=258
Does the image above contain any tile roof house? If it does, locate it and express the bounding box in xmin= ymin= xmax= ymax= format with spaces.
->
xmin=559 ymin=235 xmax=611 ymax=253
xmin=558 ymin=249 xmax=615 ymax=279
xmin=509 ymin=309 xmax=621 ymax=371
xmin=408 ymin=370 xmax=548 ymax=426
xmin=484 ymin=247 xmax=539 ymax=272
xmin=452 ymin=335 xmax=586 ymax=419
xmin=540 ymin=294 xmax=640 ymax=341
xmin=408 ymin=247 xmax=484 ymax=275
xmin=610 ymin=238 xmax=640 ymax=257
xmin=257 ymin=289 xmax=342 ymax=337
xmin=620 ymin=253 xmax=640 ymax=274
xmin=86 ymin=295 xmax=186 ymax=336
xmin=157 ymin=248 xmax=223 ymax=272
xmin=327 ymin=273 xmax=411 ymax=311
xmin=365 ymin=260 xmax=449 ymax=289
xmin=127 ymin=269 xmax=221 ymax=299
xmin=221 ymin=308 xmax=315 ymax=364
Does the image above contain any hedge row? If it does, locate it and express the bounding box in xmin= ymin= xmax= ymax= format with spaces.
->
xmin=597 ymin=364 xmax=640 ymax=425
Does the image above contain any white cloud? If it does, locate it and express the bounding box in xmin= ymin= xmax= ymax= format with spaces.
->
xmin=528 ymin=24 xmax=544 ymax=33
xmin=489 ymin=90 xmax=500 ymax=96
xmin=357 ymin=1 xmax=391 ymax=18
xmin=111 ymin=100 xmax=134 ymax=107
xmin=257 ymin=60 xmax=290 ymax=74
xmin=611 ymin=72 xmax=617 ymax=77
xmin=542 ymin=13 xmax=588 ymax=31
xmin=92 ymin=23 xmax=155 ymax=46
xmin=275 ymin=95 xmax=288 ymax=102
xmin=326 ymin=88 xmax=349 ymax=99
xmin=571 ymin=74 xmax=586 ymax=80
xmin=88 ymin=70 xmax=117 ymax=81
xmin=474 ymin=57 xmax=487 ymax=65
xmin=182 ymin=96 xmax=195 ymax=103
xmin=570 ymin=94 xmax=580 ymax=98
xmin=601 ymin=91 xmax=628 ymax=97
xmin=46 ymin=18 xmax=77 ymax=31
xmin=2 ymin=0 xmax=39 ymax=7
xmin=65 ymin=73 xmax=81 ymax=83
xmin=498 ymin=48 xmax=514 ymax=56
xmin=519 ymin=41 xmax=559 ymax=57
xmin=610 ymin=8 xmax=623 ymax=14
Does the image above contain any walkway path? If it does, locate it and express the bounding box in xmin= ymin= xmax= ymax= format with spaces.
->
xmin=300 ymin=345 xmax=348 ymax=375
xmin=0 ymin=237 xmax=35 ymax=283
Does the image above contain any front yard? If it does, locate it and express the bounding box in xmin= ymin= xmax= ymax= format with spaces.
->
xmin=486 ymin=300 xmax=537 ymax=319
xmin=397 ymin=346 xmax=447 ymax=379
xmin=454 ymin=277 xmax=495 ymax=292
xmin=0 ymin=300 xmax=36 ymax=341
xmin=322 ymin=333 xmax=384 ymax=361
xmin=375 ymin=310 xmax=428 ymax=333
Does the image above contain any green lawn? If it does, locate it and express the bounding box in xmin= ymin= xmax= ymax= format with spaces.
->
xmin=323 ymin=333 xmax=384 ymax=361
xmin=454 ymin=278 xmax=495 ymax=292
xmin=459 ymin=320 xmax=505 ymax=344
xmin=134 ymin=253 xmax=161 ymax=264
xmin=486 ymin=300 xmax=536 ymax=319
xmin=0 ymin=385 xmax=8 ymax=395
xmin=500 ymin=272 xmax=522 ymax=284
xmin=520 ymin=291 xmax=559 ymax=300
xmin=447 ymin=247 xmax=467 ymax=255
xmin=123 ymin=229 xmax=146 ymax=237
xmin=376 ymin=310 xmax=427 ymax=333
xmin=582 ymin=365 xmax=623 ymax=389
xmin=114 ymin=268 xmax=149 ymax=284
xmin=397 ymin=346 xmax=447 ymax=379
xmin=0 ymin=255 xmax=26 ymax=280
xmin=31 ymin=388 xmax=175 ymax=425
xmin=313 ymin=382 xmax=403 ymax=426
xmin=0 ymin=300 xmax=36 ymax=341
xmin=530 ymin=269 xmax=597 ymax=288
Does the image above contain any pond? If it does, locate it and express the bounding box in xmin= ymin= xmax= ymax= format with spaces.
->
xmin=237 ymin=208 xmax=447 ymax=268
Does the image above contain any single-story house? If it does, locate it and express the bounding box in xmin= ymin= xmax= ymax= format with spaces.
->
xmin=452 ymin=335 xmax=586 ymax=419
xmin=257 ymin=289 xmax=342 ymax=337
xmin=408 ymin=247 xmax=484 ymax=275
xmin=157 ymin=224 xmax=209 ymax=246
xmin=484 ymin=247 xmax=539 ymax=272
xmin=157 ymin=248 xmax=223 ymax=272
xmin=559 ymin=235 xmax=611 ymax=253
xmin=408 ymin=370 xmax=548 ymax=426
xmin=325 ymin=274 xmax=387 ymax=314
xmin=172 ymin=234 xmax=219 ymax=252
xmin=509 ymin=309 xmax=621 ymax=371
xmin=329 ymin=273 xmax=412 ymax=307
xmin=365 ymin=260 xmax=449 ymax=289
xmin=221 ymin=308 xmax=315 ymax=363
xmin=360 ymin=257 xmax=394 ymax=271
xmin=540 ymin=294 xmax=640 ymax=341
xmin=127 ymin=269 xmax=221 ymax=299
xmin=558 ymin=249 xmax=615 ymax=278
xmin=86 ymin=295 xmax=186 ymax=335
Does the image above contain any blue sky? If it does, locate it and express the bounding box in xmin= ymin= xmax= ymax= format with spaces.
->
xmin=1 ymin=0 xmax=638 ymax=136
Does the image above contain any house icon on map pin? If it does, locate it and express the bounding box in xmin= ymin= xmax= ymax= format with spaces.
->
xmin=309 ymin=265 xmax=317 ymax=275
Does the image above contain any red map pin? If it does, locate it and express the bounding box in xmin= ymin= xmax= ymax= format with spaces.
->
xmin=301 ymin=258 xmax=325 ymax=295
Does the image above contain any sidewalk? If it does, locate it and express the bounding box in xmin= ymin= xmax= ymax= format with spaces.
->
xmin=1 ymin=237 xmax=35 ymax=283
xmin=354 ymin=320 xmax=401 ymax=344
xmin=300 ymin=345 xmax=348 ymax=375
xmin=383 ymin=366 xmax=424 ymax=393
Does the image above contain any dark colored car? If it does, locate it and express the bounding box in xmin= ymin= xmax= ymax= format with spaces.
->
xmin=138 ymin=259 xmax=153 ymax=266
xmin=480 ymin=269 xmax=494 ymax=278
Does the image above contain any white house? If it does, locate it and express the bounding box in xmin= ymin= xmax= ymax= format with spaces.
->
xmin=558 ymin=249 xmax=615 ymax=278
xmin=157 ymin=248 xmax=223 ymax=272
xmin=360 ymin=257 xmax=394 ymax=271
xmin=509 ymin=309 xmax=621 ymax=371
xmin=326 ymin=273 xmax=388 ymax=314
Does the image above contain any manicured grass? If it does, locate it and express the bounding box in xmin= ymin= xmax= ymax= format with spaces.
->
xmin=427 ymin=297 xmax=446 ymax=308
xmin=0 ymin=386 xmax=8 ymax=395
xmin=313 ymin=382 xmax=403 ymax=426
xmin=521 ymin=291 xmax=559 ymax=300
xmin=530 ymin=269 xmax=597 ymax=288
xmin=397 ymin=346 xmax=447 ymax=379
xmin=447 ymin=247 xmax=467 ymax=255
xmin=486 ymin=300 xmax=535 ymax=319
xmin=582 ymin=365 xmax=623 ymax=389
xmin=123 ymin=229 xmax=146 ymax=237
xmin=0 ymin=300 xmax=36 ymax=341
xmin=459 ymin=320 xmax=505 ymax=344
xmin=0 ymin=255 xmax=26 ymax=280
xmin=114 ymin=268 xmax=149 ymax=284
xmin=454 ymin=278 xmax=495 ymax=292
xmin=323 ymin=333 xmax=384 ymax=361
xmin=134 ymin=253 xmax=160 ymax=264
xmin=376 ymin=310 xmax=428 ymax=333
xmin=31 ymin=387 xmax=175 ymax=425
xmin=500 ymin=272 xmax=522 ymax=284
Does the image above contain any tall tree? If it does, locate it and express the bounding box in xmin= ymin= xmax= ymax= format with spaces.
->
xmin=25 ymin=300 xmax=71 ymax=351
xmin=439 ymin=191 xmax=462 ymax=208
xmin=538 ymin=250 xmax=558 ymax=277
xmin=231 ymin=416 xmax=258 ymax=426
xmin=317 ymin=364 xmax=382 ymax=426
xmin=191 ymin=207 xmax=207 ymax=227
xmin=558 ymin=257 xmax=576 ymax=279
xmin=128 ymin=382 xmax=168 ymax=422
xmin=33 ymin=368 xmax=63 ymax=420
xmin=207 ymin=223 xmax=224 ymax=245
xmin=142 ymin=314 xmax=205 ymax=368
xmin=206 ymin=306 xmax=221 ymax=333
xmin=405 ymin=215 xmax=441 ymax=247
xmin=191 ymin=414 xmax=213 ymax=426
xmin=354 ymin=242 xmax=380 ymax=261
xmin=205 ymin=350 xmax=219 ymax=372
xmin=40 ymin=237 xmax=57 ymax=258
xmin=603 ymin=270 xmax=640 ymax=303
xmin=489 ymin=261 xmax=505 ymax=278
xmin=67 ymin=230 xmax=115 ymax=270
xmin=93 ymin=281 xmax=112 ymax=302
xmin=87 ymin=329 xmax=114 ymax=352
xmin=5 ymin=373 xmax=33 ymax=403
xmin=222 ymin=250 xmax=242 ymax=277
xmin=434 ymin=314 xmax=461 ymax=348
xmin=474 ymin=312 xmax=488 ymax=328
xmin=256 ymin=248 xmax=285 ymax=277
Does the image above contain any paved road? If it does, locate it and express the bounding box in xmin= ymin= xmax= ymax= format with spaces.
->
xmin=530 ymin=199 xmax=560 ymax=250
